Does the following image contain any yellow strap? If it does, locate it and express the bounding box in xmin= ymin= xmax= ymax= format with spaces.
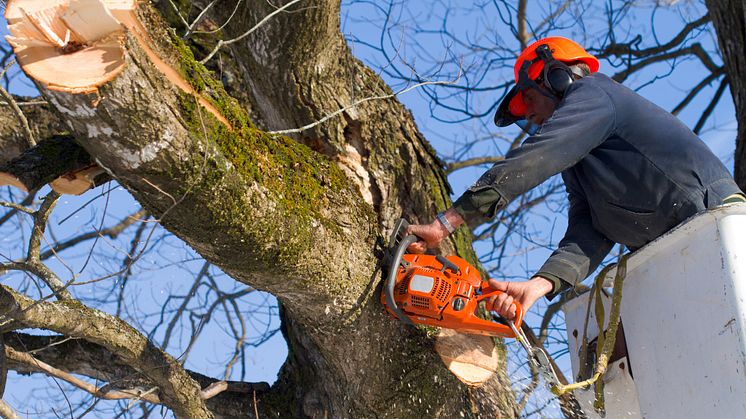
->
xmin=552 ymin=250 xmax=629 ymax=405
xmin=723 ymin=193 xmax=746 ymax=204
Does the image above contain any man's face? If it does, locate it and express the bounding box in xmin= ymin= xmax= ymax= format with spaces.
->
xmin=522 ymin=86 xmax=557 ymax=126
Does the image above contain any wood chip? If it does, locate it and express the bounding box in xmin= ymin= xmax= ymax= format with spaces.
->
xmin=62 ymin=0 xmax=122 ymax=43
xmin=435 ymin=328 xmax=499 ymax=387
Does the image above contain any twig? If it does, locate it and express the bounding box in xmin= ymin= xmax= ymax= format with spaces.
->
xmin=5 ymin=347 xmax=161 ymax=404
xmin=191 ymin=0 xmax=243 ymax=36
xmin=268 ymin=67 xmax=463 ymax=135
xmin=693 ymin=76 xmax=728 ymax=134
xmin=0 ymin=200 xmax=35 ymax=215
xmin=200 ymin=381 xmax=228 ymax=400
xmin=167 ymin=0 xmax=190 ymax=30
xmin=200 ymin=0 xmax=304 ymax=64
xmin=446 ymin=156 xmax=504 ymax=174
xmin=0 ymin=100 xmax=47 ymax=107
xmin=0 ymin=399 xmax=21 ymax=419
xmin=40 ymin=209 xmax=148 ymax=261
xmin=182 ymin=0 xmax=218 ymax=38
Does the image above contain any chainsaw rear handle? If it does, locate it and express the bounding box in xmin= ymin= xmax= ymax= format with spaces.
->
xmin=385 ymin=232 xmax=418 ymax=325
xmin=477 ymin=287 xmax=525 ymax=330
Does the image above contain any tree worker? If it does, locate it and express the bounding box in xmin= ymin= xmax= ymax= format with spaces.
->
xmin=407 ymin=36 xmax=744 ymax=320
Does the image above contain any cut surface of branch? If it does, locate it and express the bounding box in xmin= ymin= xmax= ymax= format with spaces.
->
xmin=49 ymin=164 xmax=106 ymax=195
xmin=5 ymin=0 xmax=133 ymax=94
xmin=435 ymin=328 xmax=499 ymax=387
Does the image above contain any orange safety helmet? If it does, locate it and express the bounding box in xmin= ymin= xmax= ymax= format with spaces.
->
xmin=494 ymin=37 xmax=599 ymax=127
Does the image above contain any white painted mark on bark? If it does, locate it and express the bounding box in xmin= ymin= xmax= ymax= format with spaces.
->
xmin=86 ymin=123 xmax=116 ymax=138
xmin=48 ymin=96 xmax=97 ymax=117
xmin=106 ymin=138 xmax=171 ymax=170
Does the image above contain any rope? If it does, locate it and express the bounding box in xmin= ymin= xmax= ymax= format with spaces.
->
xmin=551 ymin=248 xmax=629 ymax=409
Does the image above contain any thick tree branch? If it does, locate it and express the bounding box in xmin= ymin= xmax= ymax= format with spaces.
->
xmin=6 ymin=346 xmax=162 ymax=404
xmin=0 ymin=135 xmax=108 ymax=194
xmin=0 ymin=286 xmax=212 ymax=418
xmin=4 ymin=332 xmax=269 ymax=418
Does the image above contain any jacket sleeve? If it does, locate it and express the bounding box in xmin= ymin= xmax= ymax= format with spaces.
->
xmin=535 ymin=172 xmax=614 ymax=299
xmin=453 ymin=79 xmax=616 ymax=227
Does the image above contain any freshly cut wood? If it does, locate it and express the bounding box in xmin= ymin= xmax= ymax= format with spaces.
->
xmin=7 ymin=0 xmax=230 ymax=127
xmin=0 ymin=172 xmax=28 ymax=192
xmin=61 ymin=0 xmax=122 ymax=43
xmin=50 ymin=165 xmax=107 ymax=195
xmin=435 ymin=328 xmax=499 ymax=387
xmin=5 ymin=0 xmax=132 ymax=94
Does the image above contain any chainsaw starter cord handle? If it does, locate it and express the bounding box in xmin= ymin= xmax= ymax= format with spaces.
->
xmin=386 ymin=234 xmax=418 ymax=325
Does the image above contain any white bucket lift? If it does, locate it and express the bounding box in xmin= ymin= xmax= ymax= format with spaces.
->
xmin=562 ymin=204 xmax=746 ymax=419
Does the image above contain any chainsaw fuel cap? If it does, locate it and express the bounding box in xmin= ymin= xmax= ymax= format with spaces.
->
xmin=452 ymin=297 xmax=465 ymax=311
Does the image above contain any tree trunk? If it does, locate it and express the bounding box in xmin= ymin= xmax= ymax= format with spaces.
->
xmin=8 ymin=0 xmax=518 ymax=417
xmin=706 ymin=0 xmax=746 ymax=188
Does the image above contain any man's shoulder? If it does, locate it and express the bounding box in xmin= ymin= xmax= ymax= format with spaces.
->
xmin=572 ymin=72 xmax=617 ymax=91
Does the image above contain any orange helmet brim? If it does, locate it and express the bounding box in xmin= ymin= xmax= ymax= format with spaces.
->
xmin=494 ymin=85 xmax=528 ymax=127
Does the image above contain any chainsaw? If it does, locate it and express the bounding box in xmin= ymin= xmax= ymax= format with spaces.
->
xmin=381 ymin=218 xmax=524 ymax=337
xmin=381 ymin=218 xmax=566 ymax=390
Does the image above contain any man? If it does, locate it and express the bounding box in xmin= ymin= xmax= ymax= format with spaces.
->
xmin=407 ymin=37 xmax=743 ymax=320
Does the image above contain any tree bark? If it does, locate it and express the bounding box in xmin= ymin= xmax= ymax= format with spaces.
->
xmin=706 ymin=0 xmax=746 ymax=188
xmin=7 ymin=1 xmax=518 ymax=417
xmin=0 ymin=101 xmax=68 ymax=163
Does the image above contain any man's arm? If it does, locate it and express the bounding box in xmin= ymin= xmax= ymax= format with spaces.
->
xmin=407 ymin=80 xmax=616 ymax=251
xmin=488 ymin=179 xmax=614 ymax=319
xmin=535 ymin=174 xmax=614 ymax=298
xmin=453 ymin=79 xmax=616 ymax=228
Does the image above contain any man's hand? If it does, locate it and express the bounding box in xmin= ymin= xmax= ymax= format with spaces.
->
xmin=487 ymin=276 xmax=554 ymax=320
xmin=405 ymin=208 xmax=465 ymax=253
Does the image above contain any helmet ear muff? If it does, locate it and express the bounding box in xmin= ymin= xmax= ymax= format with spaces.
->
xmin=535 ymin=44 xmax=574 ymax=96
xmin=544 ymin=62 xmax=574 ymax=95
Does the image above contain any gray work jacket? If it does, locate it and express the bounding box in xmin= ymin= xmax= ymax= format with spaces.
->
xmin=453 ymin=73 xmax=741 ymax=297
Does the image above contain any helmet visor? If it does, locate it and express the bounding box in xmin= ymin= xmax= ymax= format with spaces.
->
xmin=494 ymin=55 xmax=547 ymax=128
xmin=494 ymin=85 xmax=523 ymax=127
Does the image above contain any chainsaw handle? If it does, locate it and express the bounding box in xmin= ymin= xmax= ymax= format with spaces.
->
xmin=385 ymin=233 xmax=418 ymax=325
xmin=477 ymin=288 xmax=525 ymax=331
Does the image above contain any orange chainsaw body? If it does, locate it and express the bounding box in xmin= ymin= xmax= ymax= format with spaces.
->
xmin=381 ymin=252 xmax=523 ymax=338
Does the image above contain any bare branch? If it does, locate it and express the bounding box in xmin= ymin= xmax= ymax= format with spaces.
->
xmin=0 ymin=399 xmax=21 ymax=419
xmin=39 ymin=209 xmax=148 ymax=261
xmin=5 ymin=346 xmax=162 ymax=404
xmin=0 ymin=200 xmax=34 ymax=215
xmin=268 ymin=68 xmax=463 ymax=135
xmin=0 ymin=285 xmax=212 ymax=418
xmin=693 ymin=76 xmax=729 ymax=134
xmin=446 ymin=156 xmax=504 ymax=174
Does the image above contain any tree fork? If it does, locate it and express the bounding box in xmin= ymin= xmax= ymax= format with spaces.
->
xmin=6 ymin=1 xmax=519 ymax=416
